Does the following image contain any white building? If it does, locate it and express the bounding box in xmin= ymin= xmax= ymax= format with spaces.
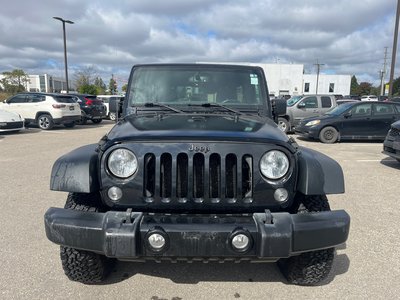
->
xmin=26 ymin=74 xmax=67 ymax=93
xmin=207 ymin=62 xmax=351 ymax=97
xmin=0 ymin=74 xmax=67 ymax=93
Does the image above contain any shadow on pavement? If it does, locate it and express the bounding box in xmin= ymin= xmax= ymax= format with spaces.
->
xmin=380 ymin=157 xmax=400 ymax=169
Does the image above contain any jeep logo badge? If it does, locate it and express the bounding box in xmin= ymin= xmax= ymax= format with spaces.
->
xmin=189 ymin=144 xmax=210 ymax=153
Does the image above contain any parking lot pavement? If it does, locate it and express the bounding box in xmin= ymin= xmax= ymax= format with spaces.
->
xmin=1 ymin=124 xmax=400 ymax=299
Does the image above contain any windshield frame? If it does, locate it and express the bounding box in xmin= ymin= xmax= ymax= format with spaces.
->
xmin=125 ymin=64 xmax=269 ymax=115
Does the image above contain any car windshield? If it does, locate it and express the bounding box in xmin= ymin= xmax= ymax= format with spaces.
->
xmin=325 ymin=102 xmax=355 ymax=115
xmin=127 ymin=65 xmax=266 ymax=111
xmin=286 ymin=95 xmax=303 ymax=107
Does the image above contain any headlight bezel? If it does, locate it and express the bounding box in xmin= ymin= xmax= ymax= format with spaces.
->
xmin=107 ymin=148 xmax=138 ymax=179
xmin=259 ymin=150 xmax=290 ymax=181
xmin=305 ymin=120 xmax=321 ymax=127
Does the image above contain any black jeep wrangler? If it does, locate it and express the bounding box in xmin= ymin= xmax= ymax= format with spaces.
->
xmin=44 ymin=64 xmax=350 ymax=285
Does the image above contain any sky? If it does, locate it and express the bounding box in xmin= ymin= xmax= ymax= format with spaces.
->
xmin=0 ymin=0 xmax=398 ymax=88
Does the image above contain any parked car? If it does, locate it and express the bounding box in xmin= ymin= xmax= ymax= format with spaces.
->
xmin=96 ymin=95 xmax=124 ymax=121
xmin=337 ymin=99 xmax=359 ymax=105
xmin=295 ymin=101 xmax=400 ymax=143
xmin=360 ymin=95 xmax=378 ymax=101
xmin=0 ymin=92 xmax=80 ymax=130
xmin=69 ymin=94 xmax=107 ymax=124
xmin=382 ymin=120 xmax=400 ymax=162
xmin=387 ymin=97 xmax=400 ymax=103
xmin=0 ymin=109 xmax=25 ymax=132
xmin=278 ymin=94 xmax=337 ymax=133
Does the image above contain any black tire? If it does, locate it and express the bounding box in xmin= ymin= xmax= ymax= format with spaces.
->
xmin=278 ymin=195 xmax=335 ymax=286
xmin=37 ymin=114 xmax=54 ymax=130
xmin=76 ymin=112 xmax=88 ymax=125
xmin=92 ymin=119 xmax=103 ymax=124
xmin=319 ymin=126 xmax=338 ymax=143
xmin=60 ymin=193 xmax=114 ymax=284
xmin=63 ymin=122 xmax=75 ymax=128
xmin=278 ymin=117 xmax=290 ymax=133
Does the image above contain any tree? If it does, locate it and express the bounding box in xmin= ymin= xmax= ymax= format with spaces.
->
xmin=0 ymin=69 xmax=29 ymax=93
xmin=108 ymin=76 xmax=117 ymax=95
xmin=121 ymin=83 xmax=128 ymax=93
xmin=357 ymin=82 xmax=373 ymax=96
xmin=73 ymin=66 xmax=99 ymax=92
xmin=350 ymin=75 xmax=359 ymax=95
xmin=78 ymin=84 xmax=98 ymax=95
xmin=94 ymin=77 xmax=106 ymax=94
xmin=392 ymin=76 xmax=400 ymax=96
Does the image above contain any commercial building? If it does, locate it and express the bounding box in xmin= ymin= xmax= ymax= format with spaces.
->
xmin=209 ymin=62 xmax=351 ymax=97
xmin=0 ymin=74 xmax=67 ymax=93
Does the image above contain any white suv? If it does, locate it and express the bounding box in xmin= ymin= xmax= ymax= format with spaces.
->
xmin=0 ymin=93 xmax=81 ymax=130
xmin=361 ymin=95 xmax=378 ymax=101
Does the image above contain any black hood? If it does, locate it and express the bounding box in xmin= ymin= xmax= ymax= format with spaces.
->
xmin=300 ymin=113 xmax=336 ymax=125
xmin=105 ymin=113 xmax=290 ymax=145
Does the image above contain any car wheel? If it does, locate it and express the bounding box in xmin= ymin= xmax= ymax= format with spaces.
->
xmin=92 ymin=119 xmax=103 ymax=124
xmin=319 ymin=126 xmax=338 ymax=143
xmin=63 ymin=122 xmax=75 ymax=128
xmin=76 ymin=113 xmax=87 ymax=125
xmin=109 ymin=112 xmax=117 ymax=121
xmin=278 ymin=117 xmax=290 ymax=133
xmin=37 ymin=114 xmax=54 ymax=130
xmin=278 ymin=195 xmax=335 ymax=286
xmin=60 ymin=193 xmax=114 ymax=284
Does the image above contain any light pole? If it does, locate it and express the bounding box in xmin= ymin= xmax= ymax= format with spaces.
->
xmin=53 ymin=17 xmax=74 ymax=93
xmin=389 ymin=0 xmax=400 ymax=97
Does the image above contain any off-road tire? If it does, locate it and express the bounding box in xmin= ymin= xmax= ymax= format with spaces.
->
xmin=92 ymin=119 xmax=103 ymax=124
xmin=279 ymin=195 xmax=335 ymax=286
xmin=319 ymin=126 xmax=339 ymax=144
xmin=37 ymin=114 xmax=54 ymax=130
xmin=278 ymin=117 xmax=290 ymax=133
xmin=60 ymin=193 xmax=114 ymax=284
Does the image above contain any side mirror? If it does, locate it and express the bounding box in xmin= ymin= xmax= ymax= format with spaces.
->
xmin=297 ymin=102 xmax=306 ymax=108
xmin=109 ymin=97 xmax=124 ymax=115
xmin=271 ymin=98 xmax=287 ymax=116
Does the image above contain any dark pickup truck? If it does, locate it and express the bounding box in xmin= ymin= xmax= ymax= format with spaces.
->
xmin=44 ymin=63 xmax=350 ymax=286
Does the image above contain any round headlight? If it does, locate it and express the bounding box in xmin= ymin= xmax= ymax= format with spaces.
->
xmin=260 ymin=150 xmax=289 ymax=180
xmin=107 ymin=148 xmax=138 ymax=178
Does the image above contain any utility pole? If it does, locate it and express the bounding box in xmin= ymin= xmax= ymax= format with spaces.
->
xmin=380 ymin=47 xmax=389 ymax=96
xmin=53 ymin=17 xmax=74 ymax=93
xmin=389 ymin=0 xmax=400 ymax=97
xmin=314 ymin=60 xmax=325 ymax=95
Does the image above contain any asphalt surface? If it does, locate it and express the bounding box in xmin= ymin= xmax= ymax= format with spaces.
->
xmin=1 ymin=121 xmax=400 ymax=300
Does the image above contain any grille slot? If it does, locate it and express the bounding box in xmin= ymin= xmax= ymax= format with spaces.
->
xmin=143 ymin=152 xmax=254 ymax=203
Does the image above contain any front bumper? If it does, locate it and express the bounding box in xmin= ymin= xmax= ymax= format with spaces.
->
xmin=44 ymin=208 xmax=350 ymax=260
xmin=295 ymin=125 xmax=320 ymax=139
xmin=383 ymin=138 xmax=400 ymax=160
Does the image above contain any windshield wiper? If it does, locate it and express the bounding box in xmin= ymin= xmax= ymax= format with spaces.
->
xmin=188 ymin=103 xmax=243 ymax=115
xmin=141 ymin=102 xmax=184 ymax=113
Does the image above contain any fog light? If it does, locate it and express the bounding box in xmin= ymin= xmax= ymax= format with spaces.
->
xmin=274 ymin=188 xmax=288 ymax=203
xmin=148 ymin=233 xmax=166 ymax=250
xmin=231 ymin=233 xmax=250 ymax=251
xmin=108 ymin=186 xmax=122 ymax=201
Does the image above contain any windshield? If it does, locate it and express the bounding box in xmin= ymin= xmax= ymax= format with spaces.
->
xmin=287 ymin=95 xmax=303 ymax=107
xmin=325 ymin=102 xmax=354 ymax=115
xmin=128 ymin=65 xmax=266 ymax=110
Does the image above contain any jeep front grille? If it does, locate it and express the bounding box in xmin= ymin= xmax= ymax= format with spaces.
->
xmin=143 ymin=153 xmax=253 ymax=202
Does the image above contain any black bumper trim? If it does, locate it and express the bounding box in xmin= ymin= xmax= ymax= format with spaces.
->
xmin=44 ymin=208 xmax=350 ymax=259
